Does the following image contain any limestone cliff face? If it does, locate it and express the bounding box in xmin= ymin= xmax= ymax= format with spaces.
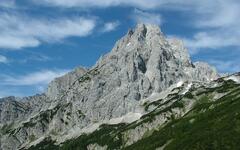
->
xmin=0 ymin=24 xmax=219 ymax=150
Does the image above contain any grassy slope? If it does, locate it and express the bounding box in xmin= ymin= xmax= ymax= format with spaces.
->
xmin=125 ymin=81 xmax=240 ymax=150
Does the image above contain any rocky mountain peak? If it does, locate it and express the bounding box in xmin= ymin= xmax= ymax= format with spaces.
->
xmin=111 ymin=23 xmax=165 ymax=53
xmin=133 ymin=23 xmax=162 ymax=37
xmin=0 ymin=23 xmax=221 ymax=150
xmin=48 ymin=23 xmax=219 ymax=105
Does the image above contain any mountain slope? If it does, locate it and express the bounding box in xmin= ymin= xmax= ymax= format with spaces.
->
xmin=27 ymin=73 xmax=240 ymax=150
xmin=126 ymin=76 xmax=240 ymax=150
xmin=0 ymin=23 xmax=223 ymax=150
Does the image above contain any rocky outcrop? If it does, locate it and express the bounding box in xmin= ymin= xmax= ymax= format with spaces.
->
xmin=0 ymin=23 xmax=219 ymax=150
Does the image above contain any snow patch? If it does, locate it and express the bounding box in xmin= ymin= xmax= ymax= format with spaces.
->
xmin=226 ymin=76 xmax=240 ymax=83
xmin=176 ymin=81 xmax=184 ymax=87
xmin=182 ymin=82 xmax=192 ymax=95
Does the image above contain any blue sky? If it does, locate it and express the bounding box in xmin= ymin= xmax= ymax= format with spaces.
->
xmin=0 ymin=0 xmax=240 ymax=97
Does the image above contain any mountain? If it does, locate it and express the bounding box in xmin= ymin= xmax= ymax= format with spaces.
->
xmin=28 ymin=72 xmax=240 ymax=150
xmin=1 ymin=24 xmax=239 ymax=150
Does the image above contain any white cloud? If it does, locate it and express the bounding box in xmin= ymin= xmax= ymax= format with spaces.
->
xmin=25 ymin=0 xmax=240 ymax=53
xmin=0 ymin=55 xmax=8 ymax=63
xmin=17 ymin=54 xmax=52 ymax=64
xmin=33 ymin=0 xmax=163 ymax=9
xmin=0 ymin=36 xmax=40 ymax=49
xmin=101 ymin=21 xmax=120 ymax=33
xmin=131 ymin=9 xmax=162 ymax=25
xmin=0 ymin=13 xmax=96 ymax=49
xmin=208 ymin=59 xmax=240 ymax=73
xmin=32 ymin=0 xmax=226 ymax=11
xmin=193 ymin=1 xmax=240 ymax=29
xmin=31 ymin=0 xmax=239 ymax=14
xmin=180 ymin=0 xmax=240 ymax=53
xmin=0 ymin=69 xmax=69 ymax=97
xmin=182 ymin=30 xmax=240 ymax=54
xmin=1 ymin=69 xmax=69 ymax=86
xmin=140 ymin=0 xmax=240 ymax=54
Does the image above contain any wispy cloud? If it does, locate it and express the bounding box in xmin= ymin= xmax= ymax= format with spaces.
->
xmin=1 ymin=69 xmax=69 ymax=86
xmin=32 ymin=0 xmax=162 ymax=9
xmin=131 ymin=9 xmax=162 ymax=25
xmin=0 ymin=69 xmax=69 ymax=97
xmin=179 ymin=0 xmax=240 ymax=54
xmin=25 ymin=54 xmax=51 ymax=62
xmin=194 ymin=1 xmax=240 ymax=29
xmin=31 ymin=0 xmax=228 ymax=11
xmin=182 ymin=30 xmax=240 ymax=54
xmin=208 ymin=59 xmax=240 ymax=73
xmin=0 ymin=55 xmax=8 ymax=63
xmin=101 ymin=21 xmax=120 ymax=33
xmin=18 ymin=53 xmax=53 ymax=64
xmin=25 ymin=0 xmax=240 ymax=53
xmin=0 ymin=13 xmax=96 ymax=49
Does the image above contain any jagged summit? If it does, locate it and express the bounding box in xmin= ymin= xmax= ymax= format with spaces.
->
xmin=0 ymin=23 xmax=220 ymax=150
xmin=132 ymin=23 xmax=162 ymax=37
xmin=128 ymin=23 xmax=163 ymax=37
xmin=111 ymin=23 xmax=165 ymax=53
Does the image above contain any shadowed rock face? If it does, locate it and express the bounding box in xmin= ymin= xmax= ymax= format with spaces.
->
xmin=0 ymin=23 xmax=219 ymax=150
